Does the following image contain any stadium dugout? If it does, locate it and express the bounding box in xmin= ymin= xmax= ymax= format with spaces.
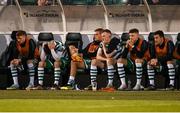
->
xmin=0 ymin=0 xmax=179 ymax=90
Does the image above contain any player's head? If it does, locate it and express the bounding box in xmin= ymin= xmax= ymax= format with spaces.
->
xmin=129 ymin=28 xmax=139 ymax=43
xmin=102 ymin=29 xmax=112 ymax=44
xmin=47 ymin=40 xmax=55 ymax=45
xmin=154 ymin=30 xmax=164 ymax=46
xmin=16 ymin=30 xmax=27 ymax=44
xmin=94 ymin=28 xmax=104 ymax=42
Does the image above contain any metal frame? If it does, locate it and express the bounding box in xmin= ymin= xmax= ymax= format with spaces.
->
xmin=143 ymin=0 xmax=153 ymax=32
xmin=15 ymin=0 xmax=25 ymax=30
xmin=57 ymin=0 xmax=67 ymax=38
xmin=99 ymin=0 xmax=109 ymax=29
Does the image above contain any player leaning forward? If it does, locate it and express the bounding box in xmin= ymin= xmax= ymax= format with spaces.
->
xmin=117 ymin=28 xmax=150 ymax=90
xmin=34 ymin=37 xmax=65 ymax=90
xmin=95 ymin=29 xmax=124 ymax=89
xmin=7 ymin=30 xmax=39 ymax=90
xmin=147 ymin=30 xmax=175 ymax=90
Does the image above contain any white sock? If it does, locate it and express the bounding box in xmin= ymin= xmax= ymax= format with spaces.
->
xmin=13 ymin=77 xmax=18 ymax=85
xmin=147 ymin=64 xmax=155 ymax=86
xmin=135 ymin=63 xmax=142 ymax=85
xmin=10 ymin=66 xmax=18 ymax=85
xmin=38 ymin=67 xmax=44 ymax=85
xmin=69 ymin=75 xmax=75 ymax=80
xmin=107 ymin=65 xmax=114 ymax=85
xmin=117 ymin=63 xmax=126 ymax=85
xmin=29 ymin=76 xmax=34 ymax=86
xmin=167 ymin=64 xmax=175 ymax=86
xmin=54 ymin=68 xmax=61 ymax=85
xmin=90 ymin=65 xmax=97 ymax=84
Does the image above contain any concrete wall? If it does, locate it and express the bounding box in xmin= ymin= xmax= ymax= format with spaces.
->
xmin=0 ymin=5 xmax=180 ymax=32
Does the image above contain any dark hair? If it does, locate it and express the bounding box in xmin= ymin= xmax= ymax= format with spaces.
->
xmin=16 ymin=30 xmax=27 ymax=37
xmin=102 ymin=29 xmax=112 ymax=35
xmin=129 ymin=28 xmax=139 ymax=34
xmin=154 ymin=30 xmax=164 ymax=38
xmin=95 ymin=28 xmax=104 ymax=34
xmin=11 ymin=31 xmax=18 ymax=40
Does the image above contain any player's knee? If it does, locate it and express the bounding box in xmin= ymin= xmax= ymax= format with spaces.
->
xmin=54 ymin=61 xmax=60 ymax=68
xmin=91 ymin=59 xmax=97 ymax=66
xmin=135 ymin=59 xmax=143 ymax=63
xmin=117 ymin=58 xmax=127 ymax=64
xmin=71 ymin=60 xmax=77 ymax=65
xmin=10 ymin=60 xmax=14 ymax=64
xmin=167 ymin=60 xmax=174 ymax=65
xmin=117 ymin=58 xmax=123 ymax=63
xmin=38 ymin=61 xmax=45 ymax=67
xmin=147 ymin=60 xmax=151 ymax=65
xmin=106 ymin=58 xmax=113 ymax=64
xmin=27 ymin=63 xmax=34 ymax=68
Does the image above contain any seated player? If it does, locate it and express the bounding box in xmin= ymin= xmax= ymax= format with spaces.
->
xmin=62 ymin=28 xmax=103 ymax=90
xmin=69 ymin=45 xmax=83 ymax=62
xmin=147 ymin=30 xmax=175 ymax=90
xmin=95 ymin=29 xmax=124 ymax=90
xmin=34 ymin=38 xmax=65 ymax=90
xmin=173 ymin=35 xmax=180 ymax=66
xmin=117 ymin=28 xmax=149 ymax=90
xmin=7 ymin=30 xmax=39 ymax=90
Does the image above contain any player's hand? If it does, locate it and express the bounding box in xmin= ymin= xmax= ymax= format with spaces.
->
xmin=125 ymin=40 xmax=130 ymax=48
xmin=128 ymin=39 xmax=135 ymax=48
xmin=42 ymin=42 xmax=47 ymax=47
xmin=150 ymin=59 xmax=158 ymax=66
xmin=48 ymin=41 xmax=55 ymax=50
xmin=150 ymin=59 xmax=155 ymax=66
xmin=126 ymin=39 xmax=134 ymax=50
xmin=126 ymin=39 xmax=134 ymax=47
xmin=13 ymin=59 xmax=21 ymax=65
xmin=106 ymin=58 xmax=113 ymax=63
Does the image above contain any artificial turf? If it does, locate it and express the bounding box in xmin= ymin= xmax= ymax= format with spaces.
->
xmin=0 ymin=90 xmax=180 ymax=112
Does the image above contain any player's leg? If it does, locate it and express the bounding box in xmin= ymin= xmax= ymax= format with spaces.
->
xmin=166 ymin=60 xmax=175 ymax=90
xmin=65 ymin=60 xmax=85 ymax=89
xmin=34 ymin=60 xmax=46 ymax=90
xmin=7 ymin=59 xmax=20 ymax=90
xmin=106 ymin=58 xmax=116 ymax=88
xmin=133 ymin=58 xmax=145 ymax=90
xmin=146 ymin=61 xmax=156 ymax=90
xmin=66 ymin=61 xmax=77 ymax=88
xmin=117 ymin=58 xmax=128 ymax=90
xmin=26 ymin=60 xmax=36 ymax=90
xmin=90 ymin=59 xmax=105 ymax=91
xmin=51 ymin=60 xmax=61 ymax=90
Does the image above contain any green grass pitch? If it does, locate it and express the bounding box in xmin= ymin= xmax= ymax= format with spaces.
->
xmin=0 ymin=90 xmax=180 ymax=112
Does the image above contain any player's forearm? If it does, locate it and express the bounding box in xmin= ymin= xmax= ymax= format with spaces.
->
xmin=106 ymin=50 xmax=116 ymax=58
xmin=96 ymin=55 xmax=107 ymax=61
xmin=51 ymin=49 xmax=60 ymax=61
xmin=40 ymin=49 xmax=46 ymax=61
